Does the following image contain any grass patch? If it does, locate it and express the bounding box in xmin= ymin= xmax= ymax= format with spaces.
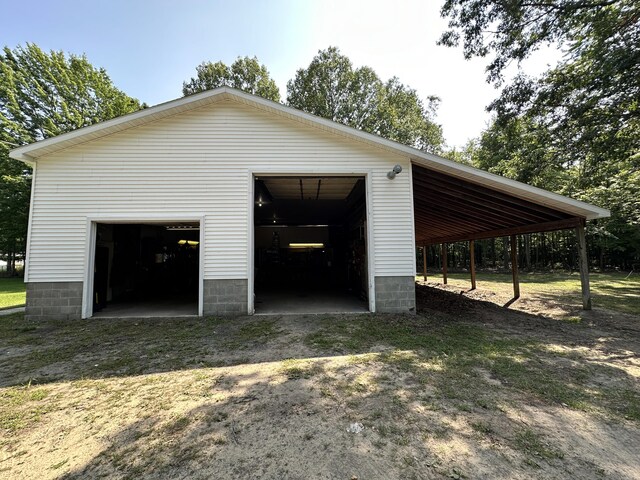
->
xmin=222 ymin=319 xmax=283 ymax=349
xmin=163 ymin=415 xmax=191 ymax=434
xmin=50 ymin=459 xmax=69 ymax=470
xmin=0 ymin=304 xmax=638 ymax=479
xmin=280 ymin=359 xmax=322 ymax=380
xmin=237 ymin=319 xmax=280 ymax=342
xmin=562 ymin=316 xmax=582 ymax=324
xmin=304 ymin=314 xmax=640 ymax=423
xmin=0 ymin=315 xmax=244 ymax=386
xmin=0 ymin=277 xmax=25 ymax=309
xmin=0 ymin=384 xmax=53 ymax=432
xmin=470 ymin=421 xmax=494 ymax=435
xmin=514 ymin=428 xmax=564 ymax=460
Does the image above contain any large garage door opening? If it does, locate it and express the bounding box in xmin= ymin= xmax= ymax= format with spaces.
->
xmin=254 ymin=176 xmax=369 ymax=314
xmin=91 ymin=222 xmax=200 ymax=318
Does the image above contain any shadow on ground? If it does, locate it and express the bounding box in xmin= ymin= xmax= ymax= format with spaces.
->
xmin=1 ymin=284 xmax=639 ymax=389
xmin=2 ymin=284 xmax=640 ymax=478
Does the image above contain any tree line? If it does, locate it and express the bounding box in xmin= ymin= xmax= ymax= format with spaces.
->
xmin=1 ymin=1 xmax=638 ymax=275
xmin=421 ymin=230 xmax=634 ymax=276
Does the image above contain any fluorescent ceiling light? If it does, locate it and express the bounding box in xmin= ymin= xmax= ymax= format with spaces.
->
xmin=178 ymin=240 xmax=199 ymax=246
xmin=289 ymin=243 xmax=324 ymax=249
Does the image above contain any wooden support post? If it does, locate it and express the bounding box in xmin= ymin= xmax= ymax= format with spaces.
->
xmin=422 ymin=246 xmax=427 ymax=282
xmin=576 ymin=222 xmax=592 ymax=310
xmin=510 ymin=235 xmax=520 ymax=299
xmin=441 ymin=243 xmax=448 ymax=285
xmin=469 ymin=240 xmax=476 ymax=290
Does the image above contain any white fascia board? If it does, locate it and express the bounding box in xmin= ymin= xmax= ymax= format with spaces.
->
xmin=8 ymin=86 xmax=610 ymax=220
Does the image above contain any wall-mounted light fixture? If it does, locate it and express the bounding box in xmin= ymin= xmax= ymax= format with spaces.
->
xmin=387 ymin=164 xmax=403 ymax=180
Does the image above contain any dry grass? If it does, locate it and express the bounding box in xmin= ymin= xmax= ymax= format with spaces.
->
xmin=1 ymin=282 xmax=639 ymax=479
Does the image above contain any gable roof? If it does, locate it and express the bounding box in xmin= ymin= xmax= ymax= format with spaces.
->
xmin=9 ymin=86 xmax=609 ymax=220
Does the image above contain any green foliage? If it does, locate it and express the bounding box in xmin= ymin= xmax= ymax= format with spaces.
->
xmin=441 ymin=1 xmax=640 ymax=268
xmin=474 ymin=116 xmax=569 ymax=190
xmin=182 ymin=56 xmax=280 ymax=101
xmin=0 ymin=44 xmax=143 ymax=271
xmin=287 ymin=47 xmax=444 ymax=152
xmin=445 ymin=139 xmax=479 ymax=166
xmin=439 ymin=0 xmax=637 ymax=84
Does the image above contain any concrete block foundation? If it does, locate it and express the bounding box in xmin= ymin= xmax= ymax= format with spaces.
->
xmin=375 ymin=276 xmax=416 ymax=313
xmin=203 ymin=279 xmax=248 ymax=316
xmin=25 ymin=282 xmax=83 ymax=321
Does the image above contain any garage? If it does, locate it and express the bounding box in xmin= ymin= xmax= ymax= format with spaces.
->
xmin=91 ymin=222 xmax=200 ymax=318
xmin=9 ymin=87 xmax=608 ymax=321
xmin=253 ymin=176 xmax=369 ymax=314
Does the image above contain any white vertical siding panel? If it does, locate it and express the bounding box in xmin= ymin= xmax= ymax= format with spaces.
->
xmin=29 ymin=100 xmax=415 ymax=281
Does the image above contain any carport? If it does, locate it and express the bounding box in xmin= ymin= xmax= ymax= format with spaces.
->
xmin=411 ymin=162 xmax=608 ymax=310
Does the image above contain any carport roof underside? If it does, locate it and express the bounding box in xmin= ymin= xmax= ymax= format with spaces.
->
xmin=411 ymin=161 xmax=609 ymax=246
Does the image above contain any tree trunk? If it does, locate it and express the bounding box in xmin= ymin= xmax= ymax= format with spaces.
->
xmin=490 ymin=238 xmax=496 ymax=268
xmin=503 ymin=237 xmax=510 ymax=271
xmin=524 ymin=234 xmax=531 ymax=271
xmin=7 ymin=251 xmax=14 ymax=276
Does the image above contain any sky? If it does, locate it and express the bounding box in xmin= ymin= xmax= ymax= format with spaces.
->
xmin=1 ymin=0 xmax=560 ymax=148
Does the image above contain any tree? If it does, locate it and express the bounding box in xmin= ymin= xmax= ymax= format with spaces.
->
xmin=287 ymin=47 xmax=444 ymax=153
xmin=0 ymin=43 xmax=143 ymax=275
xmin=440 ymin=0 xmax=639 ymax=176
xmin=182 ymin=56 xmax=280 ymax=101
xmin=445 ymin=138 xmax=479 ymax=166
xmin=440 ymin=1 xmax=640 ymax=269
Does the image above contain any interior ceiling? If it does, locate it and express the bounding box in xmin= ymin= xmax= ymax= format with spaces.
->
xmin=413 ymin=164 xmax=583 ymax=245
xmin=260 ymin=177 xmax=359 ymax=201
xmin=255 ymin=177 xmax=365 ymax=226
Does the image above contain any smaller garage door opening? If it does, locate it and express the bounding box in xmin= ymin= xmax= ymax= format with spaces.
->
xmin=254 ymin=176 xmax=369 ymax=314
xmin=92 ymin=222 xmax=199 ymax=318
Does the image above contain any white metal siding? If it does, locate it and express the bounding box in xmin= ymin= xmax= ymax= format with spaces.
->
xmin=28 ymin=99 xmax=415 ymax=282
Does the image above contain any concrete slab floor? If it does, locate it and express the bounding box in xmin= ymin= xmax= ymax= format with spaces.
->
xmin=255 ymin=288 xmax=368 ymax=314
xmin=92 ymin=299 xmax=197 ymax=318
xmin=0 ymin=306 xmax=25 ymax=316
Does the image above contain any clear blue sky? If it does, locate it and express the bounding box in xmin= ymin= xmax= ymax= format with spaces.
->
xmin=2 ymin=0 xmax=558 ymax=147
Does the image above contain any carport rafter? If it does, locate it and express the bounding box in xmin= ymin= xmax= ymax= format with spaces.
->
xmin=420 ymin=217 xmax=582 ymax=245
xmin=413 ymin=176 xmax=560 ymax=225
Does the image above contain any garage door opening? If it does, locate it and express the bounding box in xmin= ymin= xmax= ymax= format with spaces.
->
xmin=253 ymin=176 xmax=369 ymax=314
xmin=91 ymin=222 xmax=200 ymax=318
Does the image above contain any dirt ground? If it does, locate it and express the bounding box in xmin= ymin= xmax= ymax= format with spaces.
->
xmin=1 ymin=283 xmax=639 ymax=479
